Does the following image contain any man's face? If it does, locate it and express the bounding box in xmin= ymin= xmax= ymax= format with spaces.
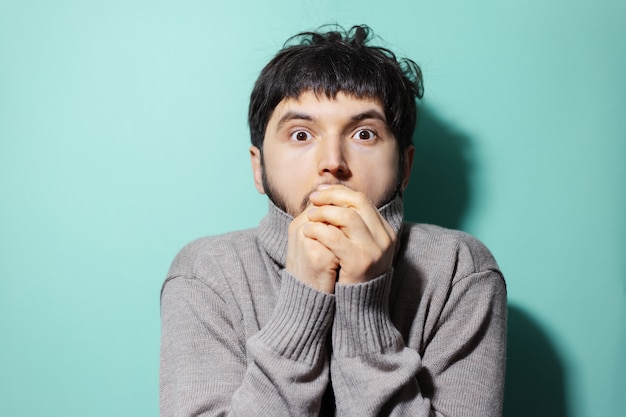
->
xmin=250 ymin=90 xmax=413 ymax=217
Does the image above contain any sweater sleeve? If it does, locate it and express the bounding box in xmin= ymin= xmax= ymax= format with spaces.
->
xmin=329 ymin=266 xmax=507 ymax=417
xmin=330 ymin=272 xmax=431 ymax=417
xmin=160 ymin=269 xmax=335 ymax=417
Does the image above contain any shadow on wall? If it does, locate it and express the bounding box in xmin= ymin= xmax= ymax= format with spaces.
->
xmin=403 ymin=106 xmax=568 ymax=416
xmin=403 ymin=105 xmax=472 ymax=229
xmin=504 ymin=305 xmax=569 ymax=417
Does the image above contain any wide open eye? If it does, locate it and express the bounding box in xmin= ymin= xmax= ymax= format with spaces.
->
xmin=353 ymin=129 xmax=377 ymax=140
xmin=290 ymin=130 xmax=312 ymax=141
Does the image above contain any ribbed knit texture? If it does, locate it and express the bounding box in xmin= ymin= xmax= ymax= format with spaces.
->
xmin=255 ymin=271 xmax=335 ymax=365
xmin=333 ymin=273 xmax=401 ymax=357
xmin=160 ymin=195 xmax=507 ymax=417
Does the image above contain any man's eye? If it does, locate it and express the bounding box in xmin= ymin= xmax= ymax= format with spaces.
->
xmin=354 ymin=129 xmax=376 ymax=140
xmin=291 ymin=131 xmax=311 ymax=141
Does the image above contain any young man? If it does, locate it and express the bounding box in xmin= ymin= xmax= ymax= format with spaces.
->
xmin=160 ymin=25 xmax=507 ymax=416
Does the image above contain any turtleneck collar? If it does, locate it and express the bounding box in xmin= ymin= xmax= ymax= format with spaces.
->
xmin=257 ymin=195 xmax=405 ymax=267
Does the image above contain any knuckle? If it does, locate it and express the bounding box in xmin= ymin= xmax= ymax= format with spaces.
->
xmin=326 ymin=227 xmax=342 ymax=245
xmin=363 ymin=257 xmax=379 ymax=271
xmin=308 ymin=246 xmax=335 ymax=269
xmin=354 ymin=191 xmax=368 ymax=205
xmin=389 ymin=228 xmax=398 ymax=243
xmin=346 ymin=208 xmax=360 ymax=223
xmin=370 ymin=247 xmax=384 ymax=263
xmin=288 ymin=219 xmax=301 ymax=234
xmin=308 ymin=249 xmax=323 ymax=264
xmin=381 ymin=228 xmax=397 ymax=248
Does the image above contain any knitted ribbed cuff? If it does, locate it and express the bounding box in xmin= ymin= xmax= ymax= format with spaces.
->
xmin=332 ymin=272 xmax=402 ymax=357
xmin=255 ymin=271 xmax=335 ymax=365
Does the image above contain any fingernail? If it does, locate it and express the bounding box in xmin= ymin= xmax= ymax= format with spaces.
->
xmin=317 ymin=184 xmax=330 ymax=190
xmin=310 ymin=191 xmax=320 ymax=199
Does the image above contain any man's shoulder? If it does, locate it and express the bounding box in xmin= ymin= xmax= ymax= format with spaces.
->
xmin=400 ymin=222 xmax=501 ymax=277
xmin=402 ymin=222 xmax=487 ymax=248
xmin=166 ymin=228 xmax=260 ymax=280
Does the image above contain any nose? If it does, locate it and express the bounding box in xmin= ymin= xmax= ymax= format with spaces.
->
xmin=317 ymin=135 xmax=351 ymax=180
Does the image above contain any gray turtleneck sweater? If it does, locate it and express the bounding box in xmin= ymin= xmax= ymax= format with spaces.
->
xmin=160 ymin=197 xmax=506 ymax=416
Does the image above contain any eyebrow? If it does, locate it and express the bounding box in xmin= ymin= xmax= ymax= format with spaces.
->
xmin=351 ymin=110 xmax=388 ymax=124
xmin=275 ymin=109 xmax=388 ymax=130
xmin=276 ymin=112 xmax=313 ymax=130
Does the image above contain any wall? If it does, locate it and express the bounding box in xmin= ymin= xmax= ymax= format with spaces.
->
xmin=1 ymin=1 xmax=624 ymax=416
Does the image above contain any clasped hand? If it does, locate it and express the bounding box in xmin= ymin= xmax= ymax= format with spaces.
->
xmin=286 ymin=184 xmax=397 ymax=294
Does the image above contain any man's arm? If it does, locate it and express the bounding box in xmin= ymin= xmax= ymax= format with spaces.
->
xmin=300 ymin=185 xmax=506 ymax=416
xmin=160 ymin=257 xmax=335 ymax=417
xmin=329 ymin=268 xmax=506 ymax=416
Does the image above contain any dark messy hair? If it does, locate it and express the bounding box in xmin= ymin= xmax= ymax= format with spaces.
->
xmin=248 ymin=24 xmax=424 ymax=151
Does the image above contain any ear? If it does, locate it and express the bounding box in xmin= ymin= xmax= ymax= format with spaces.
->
xmin=400 ymin=145 xmax=415 ymax=191
xmin=250 ymin=146 xmax=266 ymax=194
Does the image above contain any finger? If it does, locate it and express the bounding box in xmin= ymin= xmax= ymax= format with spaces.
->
xmin=303 ymin=220 xmax=384 ymax=267
xmin=287 ymin=216 xmax=339 ymax=293
xmin=310 ymin=185 xmax=383 ymax=226
xmin=309 ymin=185 xmax=395 ymax=246
xmin=303 ymin=221 xmax=386 ymax=280
xmin=288 ymin=204 xmax=315 ymax=234
xmin=302 ymin=221 xmax=354 ymax=260
xmin=306 ymin=205 xmax=374 ymax=244
xmin=300 ymin=235 xmax=340 ymax=272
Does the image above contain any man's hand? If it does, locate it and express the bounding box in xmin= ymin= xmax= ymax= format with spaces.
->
xmin=286 ymin=203 xmax=340 ymax=294
xmin=296 ymin=184 xmax=397 ymax=287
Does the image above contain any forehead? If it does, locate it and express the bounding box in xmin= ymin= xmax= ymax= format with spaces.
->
xmin=268 ymin=90 xmax=387 ymax=125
